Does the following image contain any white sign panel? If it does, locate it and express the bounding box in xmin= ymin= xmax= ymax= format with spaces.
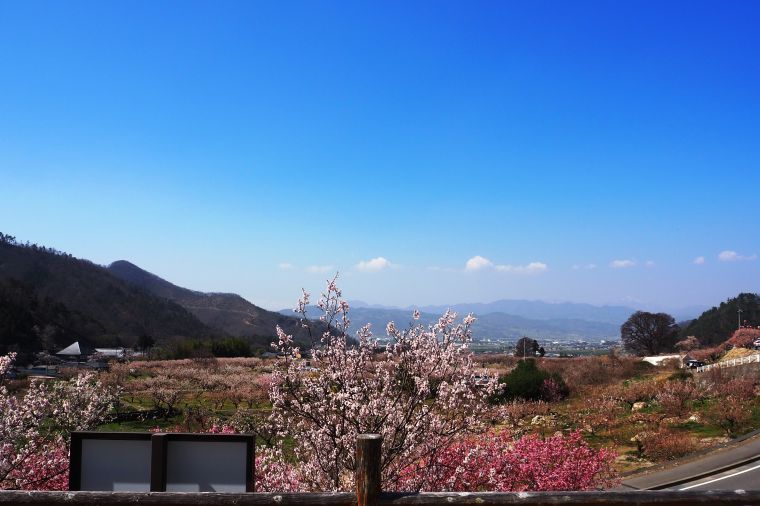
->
xmin=79 ymin=439 xmax=152 ymax=491
xmin=165 ymin=440 xmax=249 ymax=492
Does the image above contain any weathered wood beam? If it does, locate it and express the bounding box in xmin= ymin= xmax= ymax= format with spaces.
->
xmin=356 ymin=434 xmax=383 ymax=506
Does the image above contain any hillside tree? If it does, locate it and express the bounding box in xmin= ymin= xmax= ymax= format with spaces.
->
xmin=515 ymin=337 xmax=539 ymax=358
xmin=621 ymin=311 xmax=679 ymax=356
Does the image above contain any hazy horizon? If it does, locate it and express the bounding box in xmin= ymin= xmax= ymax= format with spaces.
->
xmin=2 ymin=2 xmax=758 ymax=311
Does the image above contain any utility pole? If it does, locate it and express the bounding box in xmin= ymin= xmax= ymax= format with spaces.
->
xmin=738 ymin=308 xmax=744 ymax=329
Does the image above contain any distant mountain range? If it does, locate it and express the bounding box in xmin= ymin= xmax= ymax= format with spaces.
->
xmin=281 ymin=299 xmax=709 ymax=342
xmin=351 ymin=299 xmax=633 ymax=325
xmin=280 ymin=304 xmax=623 ymax=342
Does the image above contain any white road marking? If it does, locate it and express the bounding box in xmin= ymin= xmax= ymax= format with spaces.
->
xmin=679 ymin=462 xmax=760 ymax=490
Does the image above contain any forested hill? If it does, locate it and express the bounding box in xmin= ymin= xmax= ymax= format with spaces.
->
xmin=0 ymin=233 xmax=219 ymax=360
xmin=679 ymin=293 xmax=760 ymax=346
xmin=107 ymin=260 xmax=320 ymax=347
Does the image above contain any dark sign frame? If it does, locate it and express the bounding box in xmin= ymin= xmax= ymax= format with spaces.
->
xmin=151 ymin=432 xmax=255 ymax=492
xmin=69 ymin=431 xmax=255 ymax=492
xmin=69 ymin=431 xmax=153 ymax=491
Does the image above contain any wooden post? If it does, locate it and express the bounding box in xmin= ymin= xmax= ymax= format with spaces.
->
xmin=150 ymin=433 xmax=167 ymax=492
xmin=355 ymin=434 xmax=382 ymax=506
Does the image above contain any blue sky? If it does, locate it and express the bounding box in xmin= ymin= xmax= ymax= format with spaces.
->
xmin=1 ymin=1 xmax=759 ymax=311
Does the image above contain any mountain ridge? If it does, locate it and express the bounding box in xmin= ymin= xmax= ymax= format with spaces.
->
xmin=0 ymin=235 xmax=220 ymax=358
xmin=107 ymin=260 xmax=322 ymax=349
xmin=281 ymin=305 xmax=622 ymax=341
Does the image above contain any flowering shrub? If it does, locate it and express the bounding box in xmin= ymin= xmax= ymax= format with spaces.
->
xmin=608 ymin=380 xmax=660 ymax=407
xmin=0 ymin=353 xmax=118 ymax=490
xmin=116 ymin=358 xmax=271 ymax=414
xmin=725 ymin=327 xmax=760 ymax=349
xmin=539 ymin=355 xmax=643 ymax=394
xmin=706 ymin=395 xmax=752 ymax=436
xmin=675 ymin=336 xmax=699 ymax=352
xmin=491 ymin=359 xmax=568 ymax=403
xmin=689 ymin=346 xmax=724 ymax=363
xmin=541 ymin=377 xmax=570 ymax=402
xmin=267 ymin=277 xmax=499 ymax=491
xmin=255 ymin=447 xmax=302 ymax=492
xmin=637 ymin=429 xmax=697 ymax=461
xmin=577 ymin=394 xmax=625 ymax=435
xmin=6 ymin=439 xmax=68 ymax=491
xmin=715 ymin=378 xmax=757 ymax=401
xmin=396 ymin=430 xmax=617 ymax=491
xmin=655 ymin=380 xmax=702 ymax=418
xmin=494 ymin=400 xmax=551 ymax=430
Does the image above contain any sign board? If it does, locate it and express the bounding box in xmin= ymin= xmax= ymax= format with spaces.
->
xmin=70 ymin=432 xmax=254 ymax=492
xmin=70 ymin=432 xmax=152 ymax=491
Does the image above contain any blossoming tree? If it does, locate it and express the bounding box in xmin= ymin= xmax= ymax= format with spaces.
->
xmin=268 ymin=277 xmax=499 ymax=491
xmin=0 ymin=353 xmax=117 ymax=490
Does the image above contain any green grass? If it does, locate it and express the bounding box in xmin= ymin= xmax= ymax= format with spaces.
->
xmin=670 ymin=420 xmax=724 ymax=438
xmin=98 ymin=416 xmax=180 ymax=432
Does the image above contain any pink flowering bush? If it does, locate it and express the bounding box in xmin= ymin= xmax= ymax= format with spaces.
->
xmin=706 ymin=395 xmax=752 ymax=436
xmin=0 ymin=352 xmax=118 ymax=490
xmin=675 ymin=336 xmax=699 ymax=352
xmin=689 ymin=346 xmax=724 ymax=363
xmin=655 ymin=380 xmax=702 ymax=418
xmin=396 ymin=430 xmax=617 ymax=491
xmin=725 ymin=327 xmax=760 ymax=349
xmin=6 ymin=438 xmax=69 ymax=491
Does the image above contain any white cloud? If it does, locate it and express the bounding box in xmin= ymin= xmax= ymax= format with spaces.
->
xmin=610 ymin=259 xmax=636 ymax=269
xmin=277 ymin=262 xmax=295 ymax=270
xmin=645 ymin=260 xmax=655 ymax=267
xmin=718 ymin=250 xmax=757 ymax=262
xmin=496 ymin=262 xmax=548 ymax=274
xmin=465 ymin=255 xmax=493 ymax=271
xmin=306 ymin=265 xmax=334 ymax=273
xmin=572 ymin=263 xmax=597 ymax=270
xmin=356 ymin=257 xmax=393 ymax=272
xmin=466 ymin=256 xmax=547 ymax=274
xmin=519 ymin=262 xmax=548 ymax=274
xmin=693 ymin=256 xmax=705 ymax=265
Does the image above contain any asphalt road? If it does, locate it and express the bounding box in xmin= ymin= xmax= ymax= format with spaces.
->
xmin=668 ymin=461 xmax=760 ymax=490
xmin=621 ymin=432 xmax=760 ymax=491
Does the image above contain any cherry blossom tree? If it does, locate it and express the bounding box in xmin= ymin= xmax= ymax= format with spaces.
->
xmin=0 ymin=352 xmax=117 ymax=490
xmin=675 ymin=336 xmax=699 ymax=352
xmin=268 ymin=276 xmax=499 ymax=491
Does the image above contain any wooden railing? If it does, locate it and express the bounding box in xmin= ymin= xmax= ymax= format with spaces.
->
xmin=2 ymin=435 xmax=760 ymax=505
xmin=2 ymin=489 xmax=760 ymax=505
xmin=696 ymin=353 xmax=760 ymax=372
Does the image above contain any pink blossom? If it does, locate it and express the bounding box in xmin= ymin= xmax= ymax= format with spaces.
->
xmin=0 ymin=353 xmax=117 ymax=490
xmin=266 ymin=278 xmax=499 ymax=492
